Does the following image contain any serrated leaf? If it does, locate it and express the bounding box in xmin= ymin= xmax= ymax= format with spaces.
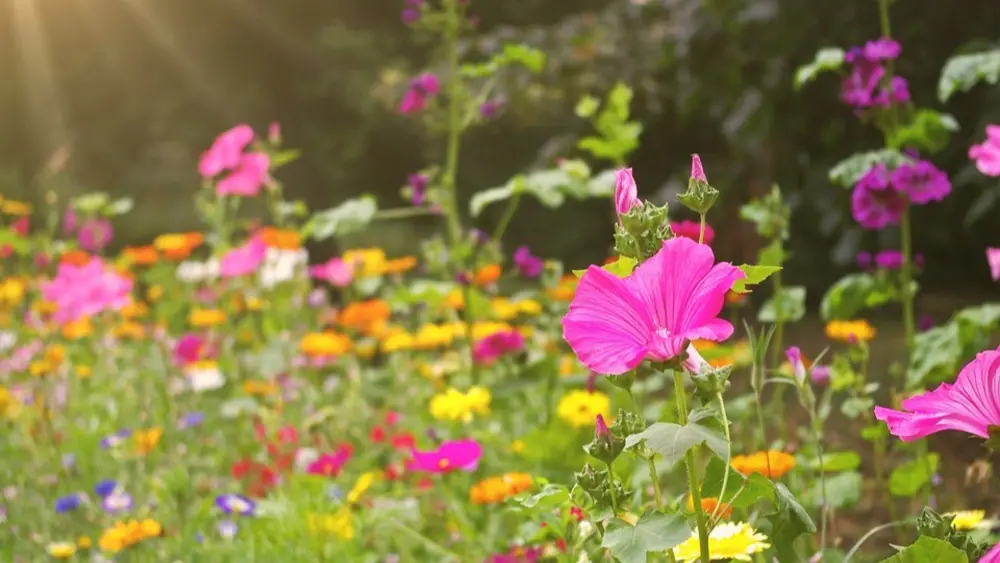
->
xmin=731 ymin=265 xmax=782 ymax=294
xmin=303 ymin=196 xmax=377 ymax=240
xmin=601 ymin=512 xmax=691 ymax=563
xmin=625 ymin=420 xmax=728 ymax=467
xmin=501 ymin=43 xmax=546 ymax=73
xmin=573 ymin=256 xmax=637 ymax=279
xmin=575 ymin=95 xmax=600 ymax=119
xmin=516 ymin=484 xmax=568 ymax=509
xmin=804 ymin=471 xmax=862 ymax=510
xmin=768 ymin=483 xmax=817 ymax=562
xmin=887 ymin=110 xmax=960 ymax=154
xmin=938 ymin=49 xmax=1000 ymax=102
xmin=828 ymin=150 xmax=913 ymax=188
xmin=820 ymin=273 xmax=898 ymax=321
xmin=907 ymin=324 xmax=962 ymax=388
xmin=794 ymin=47 xmax=845 ymax=89
xmin=880 ymin=536 xmax=969 ymax=563
xmin=889 ymin=454 xmax=939 ymax=498
xmin=701 ymin=455 xmax=775 ymax=508
xmin=758 ymin=286 xmax=806 ymax=324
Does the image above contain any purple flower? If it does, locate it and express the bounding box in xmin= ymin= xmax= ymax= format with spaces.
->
xmin=399 ymin=73 xmax=440 ymax=114
xmin=863 ymin=37 xmax=901 ymax=61
xmin=874 ymin=76 xmax=910 ymax=106
xmin=101 ymin=490 xmax=133 ymax=514
xmin=890 ymin=160 xmax=951 ymax=204
xmin=513 ymin=246 xmax=544 ymax=278
xmin=811 ymin=365 xmax=831 ymax=385
xmin=480 ymin=99 xmax=504 ymax=119
xmin=874 ymin=250 xmax=904 ymax=270
xmin=62 ymin=208 xmax=78 ymax=234
xmin=55 ymin=494 xmax=83 ymax=513
xmin=851 ymin=165 xmax=905 ymax=230
xmin=218 ymin=519 xmax=239 ymax=540
xmin=856 ymin=251 xmax=873 ymax=270
xmin=408 ymin=173 xmax=429 ymax=206
xmin=94 ymin=480 xmax=117 ymax=498
xmin=177 ymin=411 xmax=205 ymax=430
xmin=216 ymin=494 xmax=256 ymax=516
xmin=100 ymin=429 xmax=133 ymax=448
xmin=841 ymin=61 xmax=884 ymax=108
xmin=401 ymin=0 xmax=423 ymax=24
xmin=841 ymin=38 xmax=907 ymax=109
xmin=918 ymin=314 xmax=935 ymax=332
xmin=472 ymin=330 xmax=526 ymax=365
xmin=78 ymin=218 xmax=114 ymax=252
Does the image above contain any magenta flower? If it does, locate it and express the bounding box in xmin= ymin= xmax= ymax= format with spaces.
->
xmin=220 ymin=237 xmax=268 ymax=278
xmin=409 ymin=439 xmax=482 ymax=474
xmin=841 ymin=39 xmax=907 ymax=109
xmin=890 ymin=160 xmax=950 ymax=204
xmin=199 ymin=125 xmax=255 ymax=178
xmin=399 ymin=73 xmax=440 ymax=114
xmin=981 ymin=542 xmax=1000 ymax=563
xmin=62 ymin=208 xmax=78 ymax=234
xmin=840 ymin=61 xmax=884 ymax=108
xmin=306 ymin=446 xmax=352 ymax=478
xmin=785 ymin=346 xmax=806 ymax=384
xmin=862 ymin=37 xmax=901 ymax=61
xmin=408 ymin=173 xmax=429 ymax=206
xmin=874 ymin=346 xmax=1000 ymax=441
xmin=513 ymin=246 xmax=544 ymax=278
xmin=309 ymin=257 xmax=354 ymax=287
xmin=969 ymin=125 xmax=1000 ymax=177
xmin=216 ymin=153 xmax=271 ymax=197
xmin=873 ymin=76 xmax=910 ymax=106
xmin=563 ymin=236 xmax=744 ymax=375
xmin=594 ymin=414 xmax=610 ymax=439
xmin=874 ymin=250 xmax=904 ymax=270
xmin=41 ymin=259 xmax=133 ymax=324
xmin=690 ymin=154 xmax=708 ymax=184
xmin=78 ymin=218 xmax=114 ymax=252
xmin=811 ymin=365 xmax=831 ymax=385
xmin=856 ymin=251 xmax=873 ymax=270
xmin=851 ymin=164 xmax=905 ymax=230
xmin=473 ymin=330 xmax=525 ymax=365
xmin=174 ymin=334 xmax=208 ymax=366
xmin=987 ymin=248 xmax=1000 ymax=281
xmin=614 ymin=168 xmax=641 ymax=219
xmin=670 ymin=220 xmax=714 ymax=245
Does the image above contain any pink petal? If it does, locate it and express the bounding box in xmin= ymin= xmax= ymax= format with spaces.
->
xmin=987 ymin=248 xmax=1000 ymax=281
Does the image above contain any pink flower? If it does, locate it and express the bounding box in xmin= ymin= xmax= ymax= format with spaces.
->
xmin=472 ymin=330 xmax=525 ymax=365
xmin=399 ymin=73 xmax=440 ymax=114
xmin=40 ymin=259 xmax=133 ymax=324
xmin=513 ymin=246 xmax=544 ymax=278
xmin=969 ymin=125 xmax=1000 ymax=177
xmin=267 ymin=122 xmax=281 ymax=144
xmin=174 ymin=334 xmax=209 ymax=366
xmin=987 ymin=248 xmax=1000 ymax=281
xmin=874 ymin=346 xmax=1000 ymax=441
xmin=306 ymin=445 xmax=352 ymax=478
xmin=889 ymin=160 xmax=951 ymax=204
xmin=220 ymin=237 xmax=267 ymax=278
xmin=62 ymin=208 xmax=78 ymax=234
xmin=199 ymin=125 xmax=255 ymax=178
xmin=785 ymin=346 xmax=806 ymax=384
xmin=562 ymin=236 xmax=744 ymax=375
xmin=309 ymin=257 xmax=354 ymax=287
xmin=78 ymin=218 xmax=114 ymax=252
xmin=670 ymin=220 xmax=715 ymax=245
xmin=690 ymin=154 xmax=707 ymax=184
xmin=409 ymin=439 xmax=482 ymax=474
xmin=594 ymin=414 xmax=610 ymax=438
xmin=216 ymin=153 xmax=271 ymax=197
xmin=614 ymin=168 xmax=641 ymax=219
xmin=851 ymin=164 xmax=905 ymax=230
xmin=981 ymin=542 xmax=1000 ymax=563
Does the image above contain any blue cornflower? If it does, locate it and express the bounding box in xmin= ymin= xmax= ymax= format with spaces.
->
xmin=215 ymin=494 xmax=255 ymax=516
xmin=100 ymin=429 xmax=132 ymax=448
xmin=177 ymin=411 xmax=205 ymax=430
xmin=55 ymin=493 xmax=83 ymax=513
xmin=94 ymin=480 xmax=117 ymax=498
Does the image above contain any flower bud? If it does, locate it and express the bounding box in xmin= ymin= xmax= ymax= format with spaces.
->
xmin=614 ymin=168 xmax=641 ymax=219
xmin=690 ymin=154 xmax=708 ymax=184
xmin=678 ymin=154 xmax=720 ymax=215
xmin=786 ymin=346 xmax=807 ymax=385
xmin=594 ymin=414 xmax=610 ymax=439
xmin=587 ymin=414 xmax=624 ymax=465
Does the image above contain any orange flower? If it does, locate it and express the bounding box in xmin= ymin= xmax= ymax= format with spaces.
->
xmin=725 ymin=290 xmax=747 ymax=305
xmin=133 ymin=427 xmax=163 ymax=454
xmin=258 ymin=227 xmax=301 ymax=250
xmin=470 ymin=473 xmax=534 ymax=504
xmin=154 ymin=233 xmax=204 ymax=260
xmin=473 ymin=264 xmax=501 ymax=286
xmin=244 ymin=380 xmax=279 ymax=396
xmin=444 ymin=290 xmax=464 ymax=310
xmin=60 ymin=250 xmax=91 ymax=267
xmin=123 ymin=246 xmax=158 ymax=266
xmin=547 ymin=275 xmax=577 ymax=301
xmin=731 ymin=450 xmax=796 ymax=479
xmin=339 ymin=300 xmax=391 ymax=337
xmin=382 ymin=256 xmax=418 ymax=275
xmin=687 ymin=495 xmax=733 ymax=519
xmin=300 ymin=332 xmax=352 ymax=357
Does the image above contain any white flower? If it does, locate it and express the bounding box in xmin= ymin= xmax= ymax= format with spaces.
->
xmin=176 ymin=260 xmax=205 ymax=283
xmin=0 ymin=330 xmax=16 ymax=353
xmin=184 ymin=361 xmax=225 ymax=392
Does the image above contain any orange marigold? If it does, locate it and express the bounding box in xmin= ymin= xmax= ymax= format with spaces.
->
xmin=300 ymin=331 xmax=352 ymax=357
xmin=154 ymin=232 xmax=204 ymax=260
xmin=547 ymin=275 xmax=577 ymax=301
xmin=383 ymin=256 xmax=418 ymax=275
xmin=469 ymin=472 xmax=534 ymax=504
xmin=123 ymin=246 xmax=158 ymax=266
xmin=687 ymin=495 xmax=733 ymax=519
xmin=473 ymin=264 xmax=501 ymax=286
xmin=60 ymin=250 xmax=91 ymax=267
xmin=338 ymin=300 xmax=391 ymax=336
xmin=730 ymin=450 xmax=796 ymax=479
xmin=258 ymin=227 xmax=301 ymax=250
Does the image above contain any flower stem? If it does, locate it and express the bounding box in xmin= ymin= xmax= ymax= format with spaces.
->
xmin=674 ymin=370 xmax=710 ymax=563
xmin=899 ymin=204 xmax=915 ymax=364
xmin=606 ymin=461 xmax=619 ymax=517
xmin=808 ymin=397 xmax=828 ymax=553
xmin=492 ymin=193 xmax=521 ymax=242
xmin=698 ymin=213 xmax=707 ymax=244
xmin=647 ymin=458 xmax=663 ymax=509
xmin=711 ymin=392 xmax=733 ymax=522
xmin=440 ymin=0 xmax=464 ymax=246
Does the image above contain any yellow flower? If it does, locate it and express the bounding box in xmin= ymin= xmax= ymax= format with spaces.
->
xmin=948 ymin=510 xmax=989 ymax=530
xmin=119 ymin=302 xmax=148 ymax=319
xmin=77 ymin=536 xmax=92 ymax=549
xmin=300 ymin=331 xmax=352 ymax=357
xmin=560 ymin=355 xmax=580 ymax=377
xmin=1 ymin=199 xmax=32 ymax=216
xmin=510 ymin=439 xmax=525 ymax=454
xmin=307 ymin=508 xmax=354 ymax=539
xmin=75 ymin=365 xmax=92 ymax=379
xmin=381 ymin=330 xmax=414 ymax=353
xmin=146 ymin=286 xmax=164 ymax=302
xmin=469 ymin=472 xmax=534 ymax=504
xmin=112 ymin=321 xmax=145 ymax=340
xmin=46 ymin=542 xmax=76 ymax=558
xmin=557 ymin=390 xmax=610 ymax=428
xmin=355 ymin=341 xmax=376 ymax=359
xmin=189 ymin=308 xmax=226 ymax=328
xmin=153 ymin=232 xmax=203 ymax=260
xmin=824 ymin=319 xmax=876 ymax=343
xmin=30 ymin=360 xmax=54 ymax=377
xmin=429 ymin=387 xmax=492 ymax=422
xmin=730 ymin=451 xmax=796 ymax=479
xmin=413 ymin=323 xmax=456 ymax=350
xmin=470 ymin=321 xmax=514 ymax=341
xmin=0 ymin=277 xmax=26 ymax=307
xmin=342 ymin=248 xmax=387 ymax=278
xmin=347 ymin=471 xmax=379 ymax=504
xmin=61 ymin=318 xmax=93 ymax=340
xmin=490 ymin=297 xmax=539 ymax=321
xmin=244 ymin=380 xmax=279 ymax=397
xmin=672 ymin=522 xmax=770 ymax=563
xmin=133 ymin=427 xmax=163 ymax=454
xmin=98 ymin=519 xmax=162 ymax=553
xmin=44 ymin=345 xmax=65 ymax=366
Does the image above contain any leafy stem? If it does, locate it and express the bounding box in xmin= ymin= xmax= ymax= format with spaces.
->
xmin=674 ymin=370 xmax=710 ymax=563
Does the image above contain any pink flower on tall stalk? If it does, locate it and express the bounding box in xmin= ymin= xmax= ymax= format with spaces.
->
xmin=309 ymin=257 xmax=354 ymax=287
xmin=874 ymin=346 xmax=1000 ymax=441
xmin=889 ymin=160 xmax=951 ymax=204
xmin=40 ymin=259 xmax=132 ymax=324
xmin=78 ymin=218 xmax=114 ymax=252
xmin=851 ymin=164 xmax=905 ymax=230
xmin=220 ymin=237 xmax=268 ymax=278
xmin=785 ymin=346 xmax=807 ymax=384
xmin=670 ymin=220 xmax=715 ymax=245
xmin=614 ymin=168 xmax=641 ymax=219
xmin=987 ymin=248 xmax=1000 ymax=281
xmin=216 ymin=153 xmax=271 ymax=197
xmin=562 ymin=236 xmax=744 ymax=375
xmin=969 ymin=125 xmax=1000 ymax=177
xmin=513 ymin=246 xmax=544 ymax=278
xmin=199 ymin=125 xmax=271 ymax=197
xmin=399 ymin=73 xmax=440 ymax=114
xmin=409 ymin=439 xmax=482 ymax=474
xmin=472 ymin=330 xmax=525 ymax=365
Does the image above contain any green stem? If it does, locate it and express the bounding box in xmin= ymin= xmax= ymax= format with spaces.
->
xmin=698 ymin=213 xmax=707 ymax=245
xmin=491 ymin=193 xmax=521 ymax=242
xmin=373 ymin=207 xmax=436 ymax=221
xmin=647 ymin=458 xmax=663 ymax=509
xmin=710 ymin=393 xmax=732 ymax=522
xmin=899 ymin=205 xmax=915 ymax=362
xmin=606 ymin=461 xmax=619 ymax=517
xmin=674 ymin=370 xmax=710 ymax=563
xmin=440 ymin=0 xmax=464 ymax=246
xmin=809 ymin=404 xmax=828 ymax=553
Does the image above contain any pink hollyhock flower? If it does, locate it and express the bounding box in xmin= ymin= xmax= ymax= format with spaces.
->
xmin=409 ymin=439 xmax=482 ymax=474
xmin=216 ymin=153 xmax=271 ymax=197
xmin=62 ymin=208 xmax=78 ymax=234
xmin=78 ymin=218 xmax=114 ymax=252
xmin=220 ymin=237 xmax=267 ymax=278
xmin=670 ymin=220 xmax=715 ymax=245
xmin=874 ymin=250 xmax=904 ymax=270
xmin=614 ymin=168 xmax=641 ymax=219
xmin=40 ymin=259 xmax=133 ymax=324
xmin=399 ymin=73 xmax=440 ymax=114
xmin=309 ymin=257 xmax=354 ymax=287
xmin=863 ymin=37 xmax=901 ymax=61
xmin=306 ymin=445 xmax=352 ymax=478
xmin=690 ymin=154 xmax=708 ymax=184
xmin=851 ymin=164 xmax=905 ymax=230
xmin=873 ymin=76 xmax=910 ymax=106
xmin=890 ymin=160 xmax=951 ymax=204
xmin=874 ymin=346 xmax=1000 ymax=441
xmin=513 ymin=246 xmax=544 ymax=278
xmin=562 ymin=236 xmax=744 ymax=375
xmin=199 ymin=125 xmax=255 ymax=178
xmin=987 ymin=248 xmax=1000 ymax=281
xmin=472 ymin=330 xmax=525 ymax=365
xmin=969 ymin=125 xmax=1000 ymax=177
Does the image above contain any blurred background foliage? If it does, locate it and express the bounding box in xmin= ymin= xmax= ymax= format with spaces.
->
xmin=1 ymin=0 xmax=999 ymax=299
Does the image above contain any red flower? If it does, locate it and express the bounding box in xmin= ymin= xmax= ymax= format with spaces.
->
xmin=391 ymin=433 xmax=415 ymax=450
xmin=370 ymin=426 xmax=386 ymax=443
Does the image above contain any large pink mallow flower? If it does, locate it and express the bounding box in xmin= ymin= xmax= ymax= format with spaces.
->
xmin=988 ymin=248 xmax=1000 ymax=282
xmin=216 ymin=153 xmax=271 ymax=197
xmin=309 ymin=257 xmax=354 ymax=287
xmin=969 ymin=125 xmax=1000 ymax=177
xmin=563 ymin=236 xmax=745 ymax=375
xmin=409 ymin=439 xmax=482 ymax=474
xmin=981 ymin=542 xmax=1000 ymax=563
xmin=220 ymin=237 xmax=268 ymax=278
xmin=40 ymin=259 xmax=133 ymax=324
xmin=851 ymin=164 xmax=905 ymax=230
xmin=874 ymin=347 xmax=1000 ymax=441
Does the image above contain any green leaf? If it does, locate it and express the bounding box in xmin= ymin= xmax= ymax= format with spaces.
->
xmin=731 ymin=265 xmax=782 ymax=294
xmin=907 ymin=324 xmax=962 ymax=388
xmin=601 ymin=512 xmax=691 ymax=563
xmin=938 ymin=49 xmax=1000 ymax=102
xmin=472 ymin=167 xmax=604 ymax=217
xmin=516 ymin=484 xmax=568 ymax=509
xmin=0 ymin=229 xmax=28 ymax=256
xmin=820 ymin=273 xmax=898 ymax=321
xmin=841 ymin=396 xmax=874 ymax=420
xmin=758 ymin=286 xmax=806 ymax=324
xmin=808 ymin=451 xmax=862 ymax=473
xmin=270 ymin=149 xmax=302 ymax=168
xmin=573 ymin=256 xmax=637 ymax=279
xmin=575 ymin=95 xmax=600 ymax=119
xmin=103 ymin=197 xmax=134 ymax=216
xmin=828 ymin=150 xmax=913 ymax=188
xmin=887 ymin=110 xmax=960 ymax=154
xmin=794 ymin=47 xmax=845 ymax=89
xmin=890 ymin=453 xmax=940 ymax=498
xmin=804 ymin=471 xmax=862 ymax=510
xmin=73 ymin=192 xmax=111 ymax=214
xmin=624 ymin=419 xmax=728 ymax=467
xmin=303 ymin=196 xmax=377 ymax=240
xmin=768 ymin=483 xmax=817 ymax=562
xmin=389 ymin=280 xmax=457 ymax=309
xmin=701 ymin=455 xmax=776 ymax=508
xmin=880 ymin=536 xmax=970 ymax=563
xmin=758 ymin=239 xmax=785 ymax=267
xmin=501 ymin=43 xmax=546 ymax=73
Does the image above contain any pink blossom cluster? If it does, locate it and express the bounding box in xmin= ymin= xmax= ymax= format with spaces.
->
xmin=851 ymin=159 xmax=950 ymax=230
xmin=40 ymin=259 xmax=133 ymax=324
xmin=199 ymin=125 xmax=271 ymax=197
xmin=840 ymin=38 xmax=909 ymax=109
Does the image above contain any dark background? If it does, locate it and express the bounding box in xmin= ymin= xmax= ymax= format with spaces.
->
xmin=2 ymin=0 xmax=999 ymax=301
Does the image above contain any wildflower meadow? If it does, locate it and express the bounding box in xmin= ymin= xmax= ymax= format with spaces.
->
xmin=4 ymin=0 xmax=1000 ymax=562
